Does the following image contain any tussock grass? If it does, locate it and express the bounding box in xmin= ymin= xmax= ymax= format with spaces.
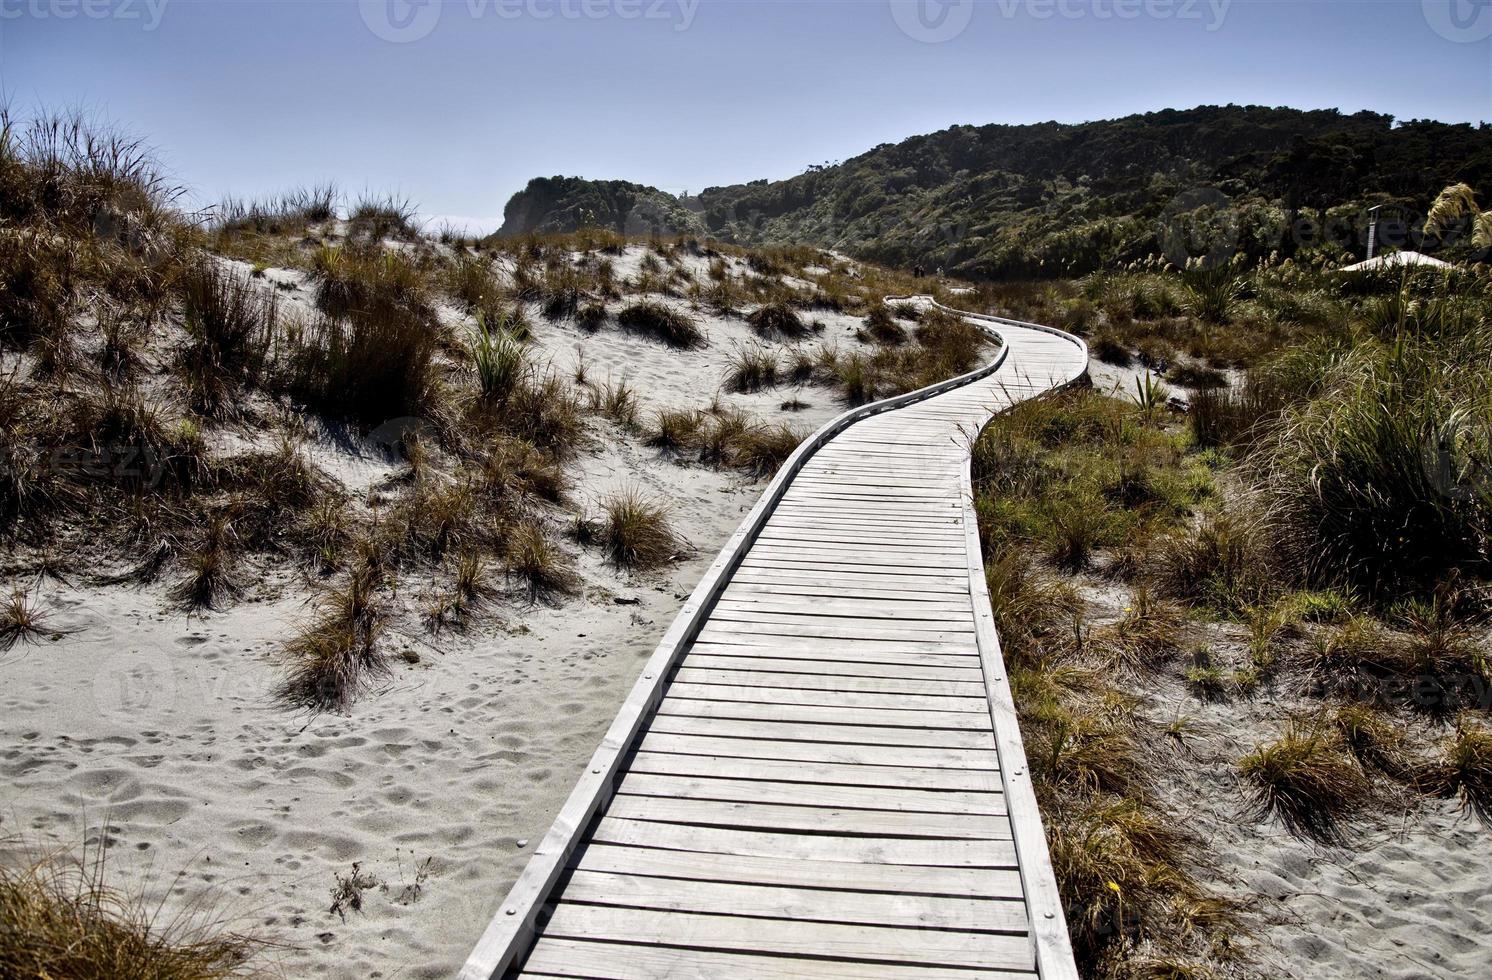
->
xmin=1094 ymin=586 xmax=1184 ymax=673
xmin=645 ymin=408 xmax=704 ymax=454
xmin=587 ymin=377 xmax=640 ymax=428
xmin=424 ymin=550 xmax=495 ymax=633
xmin=1417 ymin=720 xmax=1492 ymax=824
xmin=598 ymin=490 xmax=679 ymax=569
xmin=616 ymin=300 xmax=702 ymax=349
xmin=1155 ymin=511 xmax=1277 ymax=614
xmin=862 ymin=305 xmax=907 ymax=345
xmin=746 ymin=302 xmax=808 ymax=339
xmin=167 ymin=515 xmax=241 ymax=611
xmin=1331 ymin=703 xmax=1405 ymax=777
xmin=733 ymin=422 xmax=806 ymax=478
xmin=0 ymin=585 xmax=52 ymax=650
xmin=296 ymin=246 xmax=440 ymax=423
xmin=469 ymin=313 xmax=527 ymax=403
xmin=213 ymin=182 xmax=337 ymax=235
xmin=1238 ymin=720 xmax=1373 ymax=843
xmin=347 ymin=192 xmax=419 ymax=239
xmin=0 ymin=839 xmax=265 ymax=980
xmin=505 ymin=521 xmax=577 ymax=600
xmin=176 ymin=261 xmax=279 ymax=417
xmin=723 ymin=344 xmax=779 ymax=393
xmin=275 ymin=558 xmax=387 ymax=712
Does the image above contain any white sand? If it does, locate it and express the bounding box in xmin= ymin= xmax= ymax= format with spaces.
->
xmin=0 ymin=247 xmax=872 ymax=978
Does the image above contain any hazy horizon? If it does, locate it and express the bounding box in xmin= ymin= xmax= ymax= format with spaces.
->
xmin=5 ymin=0 xmax=1489 ymax=234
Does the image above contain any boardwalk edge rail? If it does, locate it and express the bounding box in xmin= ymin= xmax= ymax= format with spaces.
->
xmin=459 ymin=294 xmax=1088 ymax=980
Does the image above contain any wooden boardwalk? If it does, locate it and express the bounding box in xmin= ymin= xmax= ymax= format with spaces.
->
xmin=462 ymin=298 xmax=1089 ymax=979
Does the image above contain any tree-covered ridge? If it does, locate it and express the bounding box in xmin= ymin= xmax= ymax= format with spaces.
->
xmin=498 ymin=105 xmax=1492 ymax=278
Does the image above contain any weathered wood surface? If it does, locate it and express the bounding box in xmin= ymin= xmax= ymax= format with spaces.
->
xmin=461 ymin=297 xmax=1087 ymax=979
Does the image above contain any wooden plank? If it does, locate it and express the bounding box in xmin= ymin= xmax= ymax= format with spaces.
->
xmin=537 ymin=904 xmax=1034 ymax=971
xmin=685 ymin=640 xmax=980 ymax=666
xmin=606 ymin=795 xmax=1010 ymax=840
xmin=627 ymin=751 xmax=1001 ymax=793
xmin=724 ymin=580 xmax=972 ymax=602
xmin=744 ymin=546 xmax=965 ymax=569
xmin=657 ymin=697 xmax=993 ymax=731
xmin=520 ymin=937 xmax=1036 ymax=980
xmin=711 ymin=599 xmax=975 ymax=620
xmin=700 ymin=613 xmax=977 ymax=636
xmin=648 ymin=713 xmax=996 ymax=749
xmin=738 ymin=557 xmax=969 ymax=578
xmin=558 ymin=870 xmax=1028 ymax=932
xmin=571 ymin=843 xmax=1023 ymax=898
xmin=667 ymin=681 xmax=987 ymax=714
xmin=692 ymin=627 xmax=977 ymax=654
xmin=591 ymin=817 xmax=1018 ymax=868
xmin=730 ymin=567 xmax=970 ymax=591
xmin=696 ymin=621 xmax=975 ymax=646
xmin=636 ymin=732 xmax=998 ymax=770
xmin=619 ymin=773 xmax=1006 ymax=816
xmin=674 ymin=667 xmax=987 ymax=698
xmin=683 ymin=654 xmax=984 ymax=682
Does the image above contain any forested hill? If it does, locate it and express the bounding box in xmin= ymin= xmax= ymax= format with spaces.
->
xmin=497 ymin=105 xmax=1492 ymax=278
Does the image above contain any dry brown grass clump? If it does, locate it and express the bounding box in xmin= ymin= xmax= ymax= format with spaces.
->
xmin=0 ymin=585 xmax=52 ymax=651
xmin=862 ymin=305 xmax=907 ymax=345
xmin=1416 ymin=720 xmax=1492 ymax=824
xmin=0 ymin=841 xmax=265 ymax=979
xmin=644 ymin=408 xmax=705 ymax=454
xmin=598 ymin=490 xmax=680 ymax=570
xmin=175 ymin=260 xmax=280 ymax=418
xmin=615 ymin=300 xmax=702 ymax=349
xmin=1238 ymin=719 xmax=1374 ymax=843
xmin=746 ymin=302 xmax=809 ymax=339
xmin=723 ymin=344 xmax=779 ymax=393
xmin=167 ymin=514 xmax=242 ymax=611
xmin=1093 ymin=586 xmax=1184 ymax=673
xmin=505 ymin=521 xmax=578 ymax=600
xmin=275 ymin=558 xmax=388 ymax=713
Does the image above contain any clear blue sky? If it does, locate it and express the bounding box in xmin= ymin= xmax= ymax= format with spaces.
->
xmin=3 ymin=0 xmax=1488 ymax=232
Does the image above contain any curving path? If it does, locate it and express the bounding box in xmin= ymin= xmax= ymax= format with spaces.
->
xmin=461 ymin=297 xmax=1089 ymax=979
